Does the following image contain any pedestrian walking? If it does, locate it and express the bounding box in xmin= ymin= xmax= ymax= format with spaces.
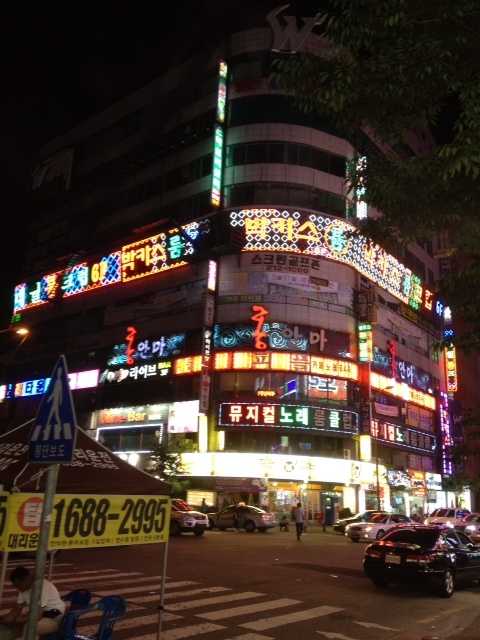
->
xmin=293 ymin=502 xmax=305 ymax=541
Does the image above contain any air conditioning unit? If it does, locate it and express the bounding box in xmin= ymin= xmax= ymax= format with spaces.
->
xmin=343 ymin=449 xmax=351 ymax=460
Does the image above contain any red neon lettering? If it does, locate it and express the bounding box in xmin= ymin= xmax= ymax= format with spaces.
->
xmin=251 ymin=305 xmax=269 ymax=350
xmin=126 ymin=326 xmax=137 ymax=365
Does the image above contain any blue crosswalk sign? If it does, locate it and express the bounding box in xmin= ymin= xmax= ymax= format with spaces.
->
xmin=29 ymin=355 xmax=78 ymax=464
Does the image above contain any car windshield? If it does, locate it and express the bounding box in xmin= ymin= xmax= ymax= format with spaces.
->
xmin=173 ymin=500 xmax=192 ymax=512
xmin=383 ymin=529 xmax=439 ymax=548
xmin=370 ymin=514 xmax=388 ymax=523
xmin=366 ymin=512 xmax=384 ymax=521
xmin=245 ymin=506 xmax=265 ymax=513
xmin=431 ymin=509 xmax=453 ymax=517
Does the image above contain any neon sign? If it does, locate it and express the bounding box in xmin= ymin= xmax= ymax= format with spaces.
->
xmin=174 ymin=355 xmax=202 ymax=375
xmin=439 ymin=391 xmax=453 ymax=475
xmin=371 ymin=419 xmax=436 ymax=453
xmin=13 ymin=272 xmax=60 ymax=313
xmin=358 ymin=323 xmax=373 ymax=363
xmin=11 ymin=369 xmax=99 ymax=398
xmin=13 ymin=220 xmax=210 ymax=313
xmin=214 ymin=351 xmax=358 ymax=381
xmin=445 ymin=344 xmax=458 ymax=393
xmin=218 ymin=402 xmax=358 ymax=435
xmin=211 ymin=60 xmax=228 ymax=207
xmin=251 ymin=305 xmax=269 ymax=350
xmin=370 ymin=371 xmax=436 ymax=410
xmin=107 ymin=332 xmax=185 ymax=368
xmin=229 ymin=208 xmax=442 ymax=317
xmin=99 ymin=361 xmax=172 ymax=384
xmin=62 ymin=252 xmax=121 ymax=297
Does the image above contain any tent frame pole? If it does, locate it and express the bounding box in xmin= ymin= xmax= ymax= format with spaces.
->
xmin=157 ymin=538 xmax=169 ymax=640
xmin=0 ymin=551 xmax=9 ymax=607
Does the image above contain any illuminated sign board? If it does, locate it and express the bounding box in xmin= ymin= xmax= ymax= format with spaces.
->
xmin=174 ymin=355 xmax=202 ymax=375
xmin=107 ymin=328 xmax=185 ymax=367
xmin=97 ymin=401 xmax=199 ymax=433
xmin=229 ymin=208 xmax=442 ymax=318
xmin=371 ymin=419 xmax=436 ymax=453
xmin=218 ymin=402 xmax=358 ymax=435
xmin=251 ymin=305 xmax=269 ymax=349
xmin=445 ymin=344 xmax=458 ymax=393
xmin=370 ymin=371 xmax=436 ymax=410
xmin=11 ymin=369 xmax=99 ymax=398
xmin=425 ymin=472 xmax=443 ymax=491
xmin=211 ymin=60 xmax=228 ymax=207
xmin=214 ymin=322 xmax=350 ymax=356
xmin=358 ymin=323 xmax=373 ymax=363
xmin=99 ymin=361 xmax=172 ymax=384
xmin=62 ymin=252 xmax=121 ymax=297
xmin=214 ymin=351 xmax=358 ymax=381
xmin=439 ymin=391 xmax=453 ymax=475
xmin=13 ymin=273 xmax=60 ymax=313
xmin=373 ymin=346 xmax=433 ymax=393
xmin=13 ymin=220 xmax=210 ymax=313
xmin=387 ymin=469 xmax=411 ymax=488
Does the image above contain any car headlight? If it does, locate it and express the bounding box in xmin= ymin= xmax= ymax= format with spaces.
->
xmin=446 ymin=521 xmax=454 ymax=528
xmin=466 ymin=524 xmax=476 ymax=531
xmin=365 ymin=526 xmax=372 ymax=532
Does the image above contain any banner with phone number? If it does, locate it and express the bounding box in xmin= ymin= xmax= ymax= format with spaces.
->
xmin=1 ymin=493 xmax=170 ymax=552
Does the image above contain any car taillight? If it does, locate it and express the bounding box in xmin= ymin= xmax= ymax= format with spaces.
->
xmin=406 ymin=553 xmax=435 ymax=564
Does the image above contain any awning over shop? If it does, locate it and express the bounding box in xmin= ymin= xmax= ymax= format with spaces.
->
xmin=0 ymin=422 xmax=169 ymax=495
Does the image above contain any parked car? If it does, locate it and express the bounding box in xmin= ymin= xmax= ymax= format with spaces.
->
xmin=170 ymin=499 xmax=209 ymax=537
xmin=209 ymin=504 xmax=276 ymax=532
xmin=457 ymin=513 xmax=480 ymax=541
xmin=364 ymin=525 xmax=480 ymax=597
xmin=424 ymin=508 xmax=470 ymax=527
xmin=346 ymin=513 xmax=411 ymax=542
xmin=333 ymin=510 xmax=386 ymax=534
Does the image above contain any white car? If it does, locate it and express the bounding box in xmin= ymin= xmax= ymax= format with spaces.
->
xmin=424 ymin=508 xmax=470 ymax=528
xmin=346 ymin=513 xmax=411 ymax=542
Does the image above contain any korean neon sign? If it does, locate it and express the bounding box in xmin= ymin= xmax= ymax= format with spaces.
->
xmin=62 ymin=252 xmax=121 ymax=297
xmin=229 ymin=208 xmax=441 ymax=317
xmin=99 ymin=361 xmax=172 ymax=384
xmin=358 ymin=323 xmax=373 ymax=363
xmin=439 ymin=391 xmax=453 ymax=475
xmin=214 ymin=351 xmax=358 ymax=381
xmin=445 ymin=344 xmax=458 ymax=393
xmin=251 ymin=305 xmax=269 ymax=350
xmin=219 ymin=402 xmax=358 ymax=435
xmin=371 ymin=419 xmax=436 ymax=453
xmin=174 ymin=355 xmax=202 ymax=375
xmin=9 ymin=369 xmax=99 ymax=399
xmin=211 ymin=60 xmax=228 ymax=207
xmin=13 ymin=220 xmax=210 ymax=313
xmin=13 ymin=273 xmax=60 ymax=313
xmin=107 ymin=331 xmax=185 ymax=368
xmin=370 ymin=371 xmax=436 ymax=410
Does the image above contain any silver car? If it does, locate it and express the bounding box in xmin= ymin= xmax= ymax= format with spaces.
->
xmin=210 ymin=505 xmax=276 ymax=532
xmin=170 ymin=499 xmax=209 ymax=537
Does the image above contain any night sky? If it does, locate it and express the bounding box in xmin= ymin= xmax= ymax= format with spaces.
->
xmin=1 ymin=2 xmax=286 ymax=329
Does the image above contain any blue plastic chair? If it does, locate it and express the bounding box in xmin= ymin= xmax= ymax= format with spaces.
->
xmin=60 ymin=595 xmax=127 ymax=640
xmin=44 ymin=590 xmax=92 ymax=640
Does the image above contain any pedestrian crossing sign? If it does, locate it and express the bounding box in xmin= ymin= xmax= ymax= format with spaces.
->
xmin=29 ymin=355 xmax=78 ymax=464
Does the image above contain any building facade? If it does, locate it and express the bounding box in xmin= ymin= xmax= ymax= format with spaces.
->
xmin=2 ymin=7 xmax=467 ymax=519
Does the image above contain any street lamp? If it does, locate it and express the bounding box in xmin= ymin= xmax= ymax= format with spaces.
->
xmin=15 ymin=327 xmax=30 ymax=336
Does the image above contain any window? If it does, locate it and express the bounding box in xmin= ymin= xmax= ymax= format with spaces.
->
xmin=384 ymin=529 xmax=438 ymax=547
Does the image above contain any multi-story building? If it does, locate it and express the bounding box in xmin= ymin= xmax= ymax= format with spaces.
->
xmin=1 ymin=5 xmax=468 ymax=519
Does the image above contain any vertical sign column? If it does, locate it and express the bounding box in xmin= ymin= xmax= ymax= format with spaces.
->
xmin=211 ymin=60 xmax=228 ymax=208
xmin=199 ymin=260 xmax=218 ymax=418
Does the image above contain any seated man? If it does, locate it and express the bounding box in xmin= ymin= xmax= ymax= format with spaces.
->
xmin=0 ymin=566 xmax=65 ymax=640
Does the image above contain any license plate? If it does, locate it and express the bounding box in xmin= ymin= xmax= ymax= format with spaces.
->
xmin=385 ymin=554 xmax=401 ymax=564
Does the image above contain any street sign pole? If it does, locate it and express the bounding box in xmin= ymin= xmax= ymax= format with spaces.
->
xmin=24 ymin=464 xmax=59 ymax=640
xmin=24 ymin=354 xmax=77 ymax=640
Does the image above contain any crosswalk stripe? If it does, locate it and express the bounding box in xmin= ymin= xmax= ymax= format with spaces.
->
xmin=198 ymin=598 xmax=300 ymax=621
xmin=141 ymin=623 xmax=225 ymax=640
xmin=167 ymin=592 xmax=264 ymax=612
xmin=1 ymin=569 xmax=140 ymax=594
xmin=94 ymin=583 xmax=213 ymax=599
xmin=79 ymin=611 xmax=181 ymax=629
xmin=241 ymin=606 xmax=344 ymax=631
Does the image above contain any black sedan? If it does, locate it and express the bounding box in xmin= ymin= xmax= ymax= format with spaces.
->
xmin=364 ymin=525 xmax=480 ymax=597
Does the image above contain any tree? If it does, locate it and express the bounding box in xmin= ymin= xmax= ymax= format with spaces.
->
xmin=275 ymin=0 xmax=480 ymax=345
xmin=148 ymin=437 xmax=195 ymax=496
